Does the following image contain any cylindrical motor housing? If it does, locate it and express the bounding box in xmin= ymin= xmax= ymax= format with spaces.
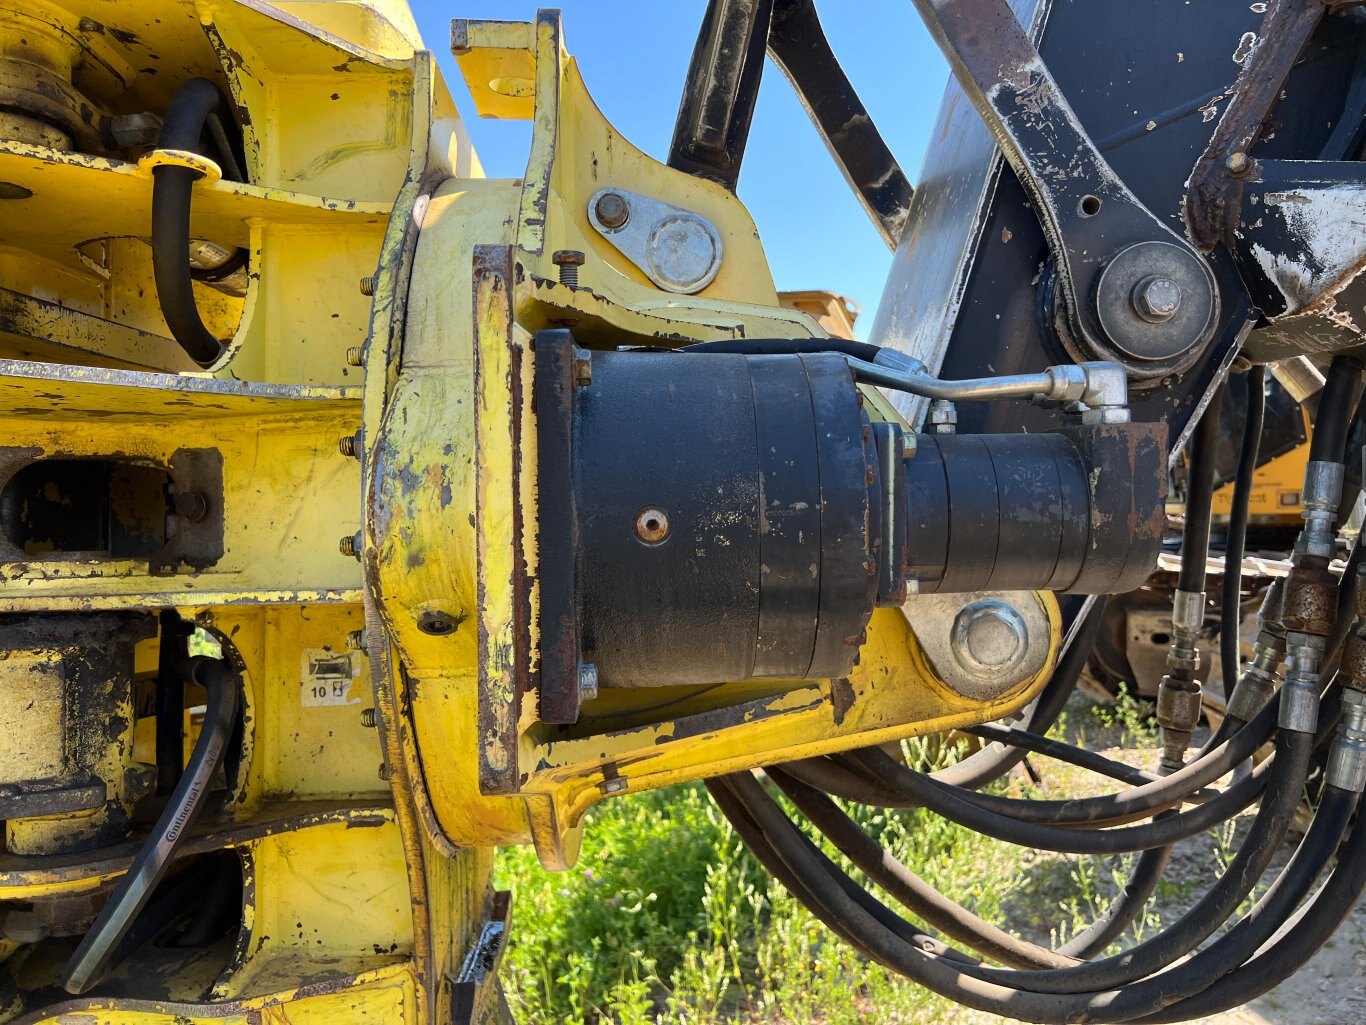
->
xmin=534 ymin=332 xmax=1166 ymax=708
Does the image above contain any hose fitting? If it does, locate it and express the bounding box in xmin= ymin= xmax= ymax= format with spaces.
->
xmin=1280 ymin=632 xmax=1325 ymax=734
xmin=1326 ymin=687 xmax=1366 ymax=793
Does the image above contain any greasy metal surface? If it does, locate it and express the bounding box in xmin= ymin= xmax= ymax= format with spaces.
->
xmin=668 ymin=0 xmax=772 ymax=191
xmin=912 ymin=0 xmax=1217 ymax=375
xmin=1184 ymin=0 xmax=1331 ymax=253
xmin=767 ymin=0 xmax=914 ymax=249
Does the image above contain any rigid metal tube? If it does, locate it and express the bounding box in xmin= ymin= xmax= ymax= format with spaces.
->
xmin=847 ymin=356 xmax=1055 ymax=402
xmin=61 ymin=656 xmax=239 ymax=995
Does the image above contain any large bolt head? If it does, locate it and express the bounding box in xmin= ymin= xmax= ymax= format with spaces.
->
xmin=1132 ymin=276 xmax=1183 ymax=322
xmin=594 ymin=192 xmax=629 ymax=229
xmin=951 ymin=600 xmax=1029 ymax=679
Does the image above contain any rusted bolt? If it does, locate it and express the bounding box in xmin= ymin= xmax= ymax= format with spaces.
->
xmin=340 ymin=532 xmax=362 ymax=558
xmin=378 ymin=762 xmax=391 ymax=781
xmin=573 ymin=352 xmax=593 ymax=386
xmin=595 ymin=191 xmax=629 ymax=229
xmin=360 ymin=707 xmax=378 ymax=728
xmin=1225 ymin=151 xmax=1250 ymax=175
xmin=635 ymin=507 xmax=670 ymax=545
xmin=346 ymin=628 xmax=368 ymax=653
xmin=359 ymin=275 xmax=376 ymax=296
xmin=173 ymin=491 xmax=208 ymax=522
xmin=600 ymin=777 xmax=627 ymax=795
xmin=416 ymin=609 xmax=460 ymax=636
xmin=346 ymin=346 xmax=365 ymax=367
xmin=1132 ymin=276 xmax=1183 ymax=322
xmin=338 ymin=433 xmax=361 ymax=458
xmin=552 ymin=249 xmax=584 ymax=288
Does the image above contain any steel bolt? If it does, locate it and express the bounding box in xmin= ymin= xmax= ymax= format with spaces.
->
xmin=1132 ymin=276 xmax=1183 ymax=322
xmin=600 ymin=777 xmax=627 ymax=795
xmin=347 ymin=628 xmax=368 ymax=653
xmin=951 ymin=600 xmax=1029 ymax=679
xmin=339 ymin=433 xmax=360 ymax=458
xmin=378 ymin=762 xmax=391 ymax=781
xmin=573 ymin=352 xmax=593 ymax=387
xmin=346 ymin=346 xmax=365 ymax=367
xmin=594 ymin=192 xmax=629 ymax=229
xmin=340 ymin=532 xmax=362 ymax=558
xmin=416 ymin=609 xmax=461 ymax=636
xmin=927 ymin=399 xmax=957 ymax=436
xmin=173 ymin=491 xmax=208 ymax=522
xmin=360 ymin=707 xmax=378 ymax=728
xmin=578 ymin=663 xmax=600 ymax=701
xmin=1225 ymin=151 xmax=1250 ymax=175
xmin=552 ymin=249 xmax=584 ymax=288
xmin=359 ymin=275 xmax=376 ymax=296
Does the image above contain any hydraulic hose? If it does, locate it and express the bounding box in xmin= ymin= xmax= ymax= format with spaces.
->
xmin=1307 ymin=355 xmax=1362 ymax=464
xmin=1221 ymin=366 xmax=1265 ymax=693
xmin=151 ymin=78 xmax=242 ymax=368
xmin=61 ymin=656 xmax=240 ymax=995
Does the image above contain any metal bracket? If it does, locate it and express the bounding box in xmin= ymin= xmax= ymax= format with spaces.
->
xmin=587 ymin=187 xmax=724 ymax=294
xmin=912 ymin=0 xmax=1219 ymax=377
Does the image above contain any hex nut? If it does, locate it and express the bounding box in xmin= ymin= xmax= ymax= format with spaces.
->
xmin=416 ymin=609 xmax=461 ymax=636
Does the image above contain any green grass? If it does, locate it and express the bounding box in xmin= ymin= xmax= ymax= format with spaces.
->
xmin=496 ymin=708 xmax=1168 ymax=1024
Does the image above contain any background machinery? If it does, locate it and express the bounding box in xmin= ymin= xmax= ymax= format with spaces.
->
xmin=0 ymin=0 xmax=1365 ymax=1023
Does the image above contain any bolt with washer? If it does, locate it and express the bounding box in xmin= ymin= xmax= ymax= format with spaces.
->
xmin=951 ymin=600 xmax=1030 ymax=680
xmin=927 ymin=399 xmax=958 ymax=436
xmin=416 ymin=609 xmax=461 ymax=636
xmin=594 ymin=191 xmax=630 ymax=229
xmin=1132 ymin=276 xmax=1183 ymax=322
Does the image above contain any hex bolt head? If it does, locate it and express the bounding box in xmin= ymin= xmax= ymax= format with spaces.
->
xmin=578 ymin=663 xmax=600 ymax=701
xmin=360 ymin=707 xmax=378 ymax=728
xmin=951 ymin=600 xmax=1029 ymax=680
xmin=359 ymin=275 xmax=376 ymax=296
xmin=552 ymin=250 xmax=584 ymax=287
xmin=594 ymin=191 xmax=629 ymax=229
xmin=378 ymin=762 xmax=391 ymax=781
xmin=338 ymin=433 xmax=360 ymax=458
xmin=173 ymin=491 xmax=208 ymax=522
xmin=346 ymin=346 xmax=365 ymax=367
xmin=340 ymin=532 xmax=362 ymax=558
xmin=1225 ymin=150 xmax=1250 ymax=175
xmin=1132 ymin=276 xmax=1183 ymax=322
xmin=573 ymin=351 xmax=593 ymax=387
xmin=927 ymin=399 xmax=957 ymax=436
xmin=600 ymin=777 xmax=627 ymax=795
xmin=346 ymin=628 xmax=368 ymax=653
xmin=416 ymin=609 xmax=460 ymax=636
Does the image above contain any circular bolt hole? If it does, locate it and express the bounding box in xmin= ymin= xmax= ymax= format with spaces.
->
xmin=1079 ymin=195 xmax=1102 ymax=217
xmin=635 ymin=506 xmax=670 ymax=545
xmin=417 ymin=610 xmax=460 ymax=635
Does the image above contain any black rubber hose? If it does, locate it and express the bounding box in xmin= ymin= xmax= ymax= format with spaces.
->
xmin=842 ymin=693 xmax=1275 ymax=828
xmin=1221 ymin=366 xmax=1265 ymax=694
xmin=1133 ymin=783 xmax=1366 ymax=1022
xmin=681 ymin=337 xmax=883 ymax=363
xmin=1308 ymin=355 xmax=1362 ymax=463
xmin=61 ymin=656 xmax=240 ymax=995
xmin=151 ymin=78 xmax=240 ymax=368
xmin=1055 ymin=845 xmax=1171 ymax=959
xmin=770 ymin=768 xmax=1079 ymax=970
xmin=848 ymin=744 xmax=1270 ymax=853
xmin=1177 ymin=385 xmax=1223 ymax=596
xmin=947 ymin=727 xmax=1314 ymax=995
xmin=961 ymin=723 xmax=1205 ymax=793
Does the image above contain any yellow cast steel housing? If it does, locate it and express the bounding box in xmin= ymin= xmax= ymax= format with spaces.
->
xmin=0 ymin=3 xmax=1061 ymax=1021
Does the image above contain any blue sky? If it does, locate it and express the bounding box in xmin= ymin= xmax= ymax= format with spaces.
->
xmin=408 ymin=2 xmax=948 ymax=338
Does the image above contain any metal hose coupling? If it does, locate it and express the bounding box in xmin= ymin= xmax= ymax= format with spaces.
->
xmin=1225 ymin=578 xmax=1287 ymax=723
xmin=1157 ymin=588 xmax=1206 ymax=774
xmin=1327 ymin=687 xmax=1366 ymax=793
xmin=1298 ymin=460 xmax=1345 ymax=559
xmin=1280 ymin=632 xmax=1326 ymax=734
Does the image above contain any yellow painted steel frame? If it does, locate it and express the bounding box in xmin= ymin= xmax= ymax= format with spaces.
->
xmin=365 ymin=8 xmax=1064 ymax=873
xmin=0 ymin=2 xmax=1061 ymax=1022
